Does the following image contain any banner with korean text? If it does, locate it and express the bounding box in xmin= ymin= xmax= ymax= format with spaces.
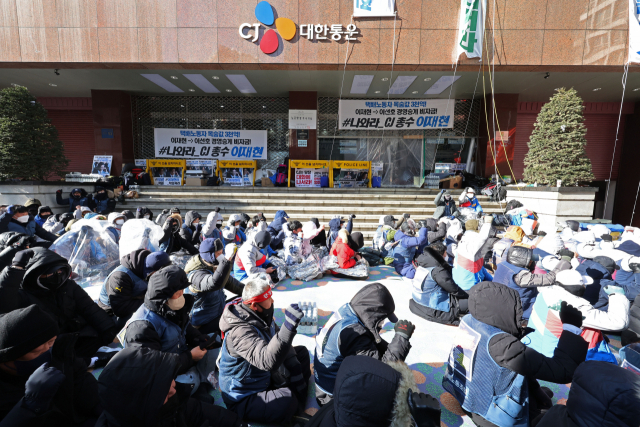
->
xmin=147 ymin=159 xmax=186 ymax=186
xmin=154 ymin=128 xmax=267 ymax=160
xmin=338 ymin=99 xmax=455 ymax=130
xmin=289 ymin=160 xmax=330 ymax=188
xmin=454 ymin=0 xmax=487 ymax=60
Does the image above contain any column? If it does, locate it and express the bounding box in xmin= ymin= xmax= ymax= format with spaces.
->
xmin=288 ymin=91 xmax=318 ymax=160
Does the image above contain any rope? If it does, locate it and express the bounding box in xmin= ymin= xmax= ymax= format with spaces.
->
xmin=632 ymin=177 xmax=640 ymax=225
xmin=379 ymin=12 xmax=398 ymax=144
xmin=329 ymin=16 xmax=354 ymax=160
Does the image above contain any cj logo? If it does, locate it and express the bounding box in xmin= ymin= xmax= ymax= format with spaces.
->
xmin=238 ymin=1 xmax=296 ymax=54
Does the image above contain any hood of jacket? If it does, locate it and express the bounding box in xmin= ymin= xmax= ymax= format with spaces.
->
xmin=350 ymin=283 xmax=397 ymax=344
xmin=617 ymin=240 xmax=640 ymax=257
xmin=468 ymin=281 xmax=523 ymax=336
xmin=22 ymin=248 xmax=72 ymax=292
xmin=98 ymin=346 xmax=180 ymax=427
xmin=0 ymin=231 xmax=29 ymax=250
xmin=121 ymin=249 xmax=151 ymax=278
xmin=329 ymin=218 xmax=343 ymax=232
xmin=503 ymin=226 xmax=526 ymax=243
xmin=219 ymin=301 xmax=268 ymax=334
xmin=107 ymin=212 xmax=125 ymax=225
xmin=331 ymin=356 xmax=416 ymax=427
xmin=566 ymin=361 xmax=640 ymax=427
xmin=184 ymin=211 xmax=201 ymax=228
xmin=184 ymin=254 xmax=214 ymax=275
xmin=202 ymin=211 xmax=223 ymax=236
xmin=144 ymin=265 xmax=189 ymax=315
xmin=415 ymin=246 xmax=449 ymax=269
xmin=274 ymin=210 xmax=289 ymax=220
xmin=135 ymin=207 xmax=153 ymax=220
xmin=69 ymin=188 xmax=88 ymax=199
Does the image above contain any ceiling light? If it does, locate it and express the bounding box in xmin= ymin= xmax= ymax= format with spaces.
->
xmin=423 ymin=78 xmax=431 ymax=81
xmin=425 ymin=75 xmax=462 ymax=95
xmin=183 ymin=74 xmax=220 ymax=93
xmin=412 ymin=91 xmax=418 ymax=94
xmin=226 ymin=89 xmax=232 ymax=92
xmin=220 ymin=105 xmax=224 ymax=108
xmin=226 ymin=74 xmax=257 ymax=93
xmin=49 ymin=83 xmax=57 ymax=87
xmin=593 ymin=88 xmax=601 ymax=91
xmin=170 ymin=76 xmax=178 ymax=79
xmin=634 ymin=88 xmax=640 ymax=91
xmin=212 ymin=76 xmax=220 ymax=80
xmin=350 ymin=75 xmax=374 ymax=94
xmin=388 ymin=76 xmax=417 ymax=95
xmin=141 ymin=74 xmax=184 ymax=92
xmin=381 ymin=77 xmax=389 ymax=81
xmin=374 ymin=90 xmax=381 ymax=94
xmin=180 ymin=105 xmax=184 ymax=107
xmin=263 ymin=106 xmax=266 ymax=108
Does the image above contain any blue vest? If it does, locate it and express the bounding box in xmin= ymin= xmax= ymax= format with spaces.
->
xmin=394 ymin=243 xmax=417 ymax=269
xmin=492 ymin=238 xmax=514 ymax=266
xmin=493 ymin=261 xmax=537 ymax=319
xmin=68 ymin=196 xmax=90 ymax=212
xmin=6 ymin=220 xmax=36 ymax=237
xmin=443 ymin=315 xmax=529 ymax=427
xmin=126 ymin=305 xmax=188 ymax=354
xmin=94 ymin=197 xmax=109 ymax=213
xmin=99 ymin=266 xmax=148 ymax=307
xmin=219 ymin=318 xmax=276 ymax=402
xmin=186 ymin=271 xmax=226 ymax=327
xmin=313 ymin=303 xmax=363 ymax=395
xmin=412 ymin=266 xmax=450 ymax=312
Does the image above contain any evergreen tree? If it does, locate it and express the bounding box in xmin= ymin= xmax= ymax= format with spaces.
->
xmin=523 ymin=87 xmax=594 ymax=186
xmin=0 ymin=86 xmax=68 ymax=181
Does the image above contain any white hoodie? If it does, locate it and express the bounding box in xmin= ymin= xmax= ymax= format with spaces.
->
xmin=201 ymin=211 xmax=224 ymax=237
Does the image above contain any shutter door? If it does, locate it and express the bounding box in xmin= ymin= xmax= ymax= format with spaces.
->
xmin=47 ymin=110 xmax=95 ymax=174
xmin=513 ymin=113 xmax=537 ymax=180
xmin=584 ymin=114 xmax=625 ymax=181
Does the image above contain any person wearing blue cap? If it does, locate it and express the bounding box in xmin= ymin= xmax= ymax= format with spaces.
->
xmin=98 ymin=250 xmax=171 ymax=329
xmin=184 ymin=239 xmax=244 ymax=335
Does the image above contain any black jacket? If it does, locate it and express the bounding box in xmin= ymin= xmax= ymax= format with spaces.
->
xmin=98 ymin=249 xmax=150 ymax=319
xmin=0 ymin=248 xmax=116 ymax=340
xmin=135 ymin=207 xmax=153 ymax=220
xmin=0 ymin=232 xmax=34 ymax=271
xmin=96 ymin=346 xmax=241 ymax=427
xmin=123 ymin=265 xmax=205 ymax=375
xmin=410 ymin=247 xmax=468 ymax=325
xmin=179 ymin=212 xmax=202 ymax=248
xmin=424 ymin=219 xmax=447 ymax=244
xmin=536 ymin=361 xmax=640 ymax=427
xmin=185 ymin=254 xmax=244 ymax=296
xmin=0 ymin=334 xmax=99 ymax=427
xmin=626 ymin=294 xmax=640 ymax=341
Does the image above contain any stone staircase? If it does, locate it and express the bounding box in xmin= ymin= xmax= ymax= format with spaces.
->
xmin=126 ymin=186 xmax=505 ymax=245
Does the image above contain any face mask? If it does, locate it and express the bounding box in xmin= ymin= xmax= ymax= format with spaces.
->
xmin=144 ymin=214 xmax=150 ymax=219
xmin=14 ymin=349 xmax=52 ymax=376
xmin=72 ymin=194 xmax=81 ymax=199
xmin=16 ymin=216 xmax=29 ymax=224
xmin=40 ymin=214 xmax=51 ymax=221
xmin=257 ymin=305 xmax=274 ymax=325
xmin=37 ymin=268 xmax=69 ymax=290
xmin=115 ymin=219 xmax=125 ymax=225
xmin=444 ymin=195 xmax=451 ymax=201
xmin=216 ymin=222 xmax=222 ymax=229
xmin=28 ymin=210 xmax=38 ymax=217
xmin=561 ymin=284 xmax=585 ymax=297
xmin=166 ymin=295 xmax=185 ymax=311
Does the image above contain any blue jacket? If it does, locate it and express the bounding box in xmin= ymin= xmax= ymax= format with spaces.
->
xmin=126 ymin=305 xmax=188 ymax=354
xmin=0 ymin=213 xmax=57 ymax=242
xmin=493 ymin=261 xmax=537 ymax=319
xmin=392 ymin=228 xmax=428 ymax=279
xmin=56 ymin=188 xmax=92 ymax=213
xmin=575 ymin=259 xmax=611 ymax=305
xmin=452 ymin=265 xmax=493 ymax=291
xmin=461 ymin=196 xmax=483 ymax=213
xmin=99 ymin=265 xmax=148 ymax=307
xmin=412 ymin=266 xmax=450 ymax=312
xmin=267 ymin=210 xmax=289 ymax=248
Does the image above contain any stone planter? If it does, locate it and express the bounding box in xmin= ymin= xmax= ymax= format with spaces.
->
xmin=505 ymin=186 xmax=598 ymax=230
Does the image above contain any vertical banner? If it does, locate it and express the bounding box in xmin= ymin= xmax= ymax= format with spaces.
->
xmin=353 ymin=0 xmax=395 ymax=17
xmin=454 ymin=0 xmax=487 ymax=60
xmin=630 ymin=0 xmax=640 ymax=63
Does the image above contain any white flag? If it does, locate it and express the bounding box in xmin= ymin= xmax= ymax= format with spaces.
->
xmin=454 ymin=0 xmax=487 ymax=61
xmin=353 ymin=0 xmax=395 ymax=18
xmin=629 ymin=0 xmax=640 ymax=63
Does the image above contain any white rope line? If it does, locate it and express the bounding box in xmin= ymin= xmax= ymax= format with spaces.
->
xmin=632 ymin=175 xmax=640 ymax=225
xmin=329 ymin=16 xmax=354 ymax=160
xmin=379 ymin=12 xmax=398 ymax=145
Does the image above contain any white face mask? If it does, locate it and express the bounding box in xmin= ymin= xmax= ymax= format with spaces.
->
xmin=16 ymin=216 xmax=30 ymax=224
xmin=115 ymin=219 xmax=125 ymax=225
xmin=144 ymin=214 xmax=150 ymax=219
xmin=166 ymin=295 xmax=185 ymax=311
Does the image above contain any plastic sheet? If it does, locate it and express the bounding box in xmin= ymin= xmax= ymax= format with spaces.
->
xmin=118 ymin=219 xmax=165 ymax=259
xmin=359 ymin=138 xmax=423 ymax=187
xmin=320 ymin=255 xmax=370 ymax=279
xmin=287 ymin=254 xmax=322 ymax=282
xmin=170 ymin=254 xmax=191 ymax=270
xmin=457 ymin=207 xmax=479 ymax=222
xmin=267 ymin=256 xmax=288 ymax=282
xmin=49 ymin=225 xmax=121 ymax=288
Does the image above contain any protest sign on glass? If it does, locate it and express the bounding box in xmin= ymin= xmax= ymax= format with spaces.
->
xmin=330 ymin=160 xmax=371 ymax=188
xmin=186 ymin=159 xmax=216 ymax=177
xmin=218 ymin=160 xmax=256 ymax=187
xmin=338 ymin=99 xmax=454 ymax=130
xmin=147 ymin=159 xmax=185 ymax=186
xmin=154 ymin=128 xmax=267 ymax=160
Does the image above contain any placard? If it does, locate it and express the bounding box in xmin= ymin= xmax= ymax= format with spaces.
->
xmin=91 ymin=156 xmax=113 ymax=176
xmin=134 ymin=159 xmax=147 ymax=168
xmin=371 ymin=161 xmax=383 ymax=178
xmin=218 ymin=160 xmax=256 ymax=187
xmin=289 ymin=110 xmax=317 ymax=129
xmin=455 ymin=0 xmax=487 ymax=60
xmin=186 ymin=159 xmax=216 ymax=177
xmin=294 ymin=168 xmax=328 ymax=188
xmin=147 ymin=159 xmax=185 ymax=186
xmin=331 ymin=160 xmax=371 ymax=188
xmin=339 ymin=99 xmax=455 ymax=130
xmin=154 ymin=128 xmax=267 ymax=160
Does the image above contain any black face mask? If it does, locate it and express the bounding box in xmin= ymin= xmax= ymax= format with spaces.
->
xmin=96 ymin=192 xmax=107 ymax=200
xmin=257 ymin=305 xmax=274 ymax=325
xmin=37 ymin=268 xmax=69 ymax=290
xmin=14 ymin=349 xmax=52 ymax=376
xmin=40 ymin=214 xmax=51 ymax=221
xmin=72 ymin=194 xmax=82 ymax=200
xmin=28 ymin=209 xmax=38 ymax=217
xmin=561 ymin=284 xmax=585 ymax=298
xmin=216 ymin=223 xmax=222 ymax=229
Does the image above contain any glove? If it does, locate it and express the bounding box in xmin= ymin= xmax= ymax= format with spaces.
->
xmin=22 ymin=363 xmax=66 ymax=413
xmin=394 ymin=319 xmax=415 ymax=340
xmin=601 ymin=234 xmax=613 ymax=242
xmin=559 ymin=301 xmax=583 ymax=328
xmin=407 ymin=389 xmax=441 ymax=427
xmin=12 ymin=249 xmax=35 ymax=269
xmin=538 ymin=231 xmax=547 ymax=237
xmin=350 ymin=214 xmax=356 ymax=220
xmin=214 ymin=207 xmax=221 ymax=213
xmin=225 ymin=244 xmax=237 ymax=260
xmin=558 ymin=249 xmax=575 ymax=262
xmin=161 ymin=209 xmax=170 ymax=215
xmin=283 ymin=304 xmax=304 ymax=331
xmin=484 ymin=215 xmax=493 ymax=224
xmin=163 ymin=218 xmax=177 ymax=232
xmin=604 ymin=284 xmax=625 ymax=297
xmin=403 ymin=213 xmax=410 ymax=219
xmin=6 ymin=205 xmax=18 ymax=216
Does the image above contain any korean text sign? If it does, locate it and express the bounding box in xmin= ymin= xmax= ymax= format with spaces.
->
xmin=154 ymin=128 xmax=267 ymax=160
xmin=338 ymin=99 xmax=455 ymax=130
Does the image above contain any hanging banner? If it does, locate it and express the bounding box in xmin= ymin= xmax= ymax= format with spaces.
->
xmin=154 ymin=128 xmax=267 ymax=160
xmin=289 ymin=110 xmax=317 ymax=129
xmin=630 ymin=0 xmax=640 ymax=63
xmin=218 ymin=160 xmax=256 ymax=187
xmin=454 ymin=0 xmax=487 ymax=60
xmin=147 ymin=159 xmax=185 ymax=186
xmin=338 ymin=99 xmax=455 ymax=130
xmin=353 ymin=0 xmax=395 ymax=17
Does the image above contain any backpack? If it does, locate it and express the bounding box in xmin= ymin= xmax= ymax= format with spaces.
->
xmin=206 ymin=176 xmax=220 ymax=186
xmin=506 ymin=199 xmax=523 ymax=211
xmin=137 ymin=172 xmax=152 ymax=186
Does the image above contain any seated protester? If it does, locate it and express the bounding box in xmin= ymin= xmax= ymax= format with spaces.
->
xmin=0 ymin=206 xmax=58 ymax=248
xmin=218 ymin=279 xmax=311 ymax=424
xmin=267 ymin=210 xmax=289 ymax=250
xmin=372 ymin=215 xmax=399 ymax=259
xmin=0 ymin=232 xmax=35 ymax=271
xmin=479 ymin=226 xmax=499 ymax=271
xmin=347 ymin=231 xmax=365 ymax=253
xmin=159 ymin=216 xmax=198 ymax=256
xmin=180 ymin=211 xmax=202 ymax=249
xmin=309 ymin=217 xmax=327 ymax=248
xmin=523 ymin=269 xmax=629 ymax=358
xmin=574 ymin=244 xmax=616 ymax=304
xmin=424 ymin=218 xmax=448 ymax=244
xmin=185 ymin=239 xmax=244 ymax=335
xmin=443 ymin=218 xmax=464 ymax=266
xmin=98 ymin=250 xmax=171 ymax=329
xmin=306 ymin=356 xmax=441 ymax=427
xmin=330 ymin=229 xmax=363 ymax=275
xmin=33 ymin=206 xmax=53 ymax=227
xmin=123 ymin=265 xmax=217 ymax=398
xmin=559 ymin=220 xmax=580 ymax=243
xmin=283 ymin=220 xmax=304 ymax=265
xmin=595 ymin=255 xmax=640 ymax=310
xmin=55 ymin=188 xmax=91 ymax=213
xmin=458 ymin=187 xmax=482 ymax=213
xmin=23 ymin=199 xmax=42 ymax=219
xmin=238 ymin=213 xmax=251 ymax=236
xmin=410 ymin=243 xmax=469 ymax=326
xmin=393 ymin=220 xmax=428 ymax=279
xmin=233 ymin=231 xmax=276 ymax=282
xmin=155 ymin=207 xmax=180 ymax=227
xmin=97 ymin=346 xmax=243 ymax=427
xmin=433 ymin=189 xmax=458 ymax=220
xmin=200 ymin=209 xmax=224 ymax=241
xmin=491 ymin=225 xmax=528 ymax=267
xmin=135 ymin=206 xmax=154 ymax=221
xmin=452 ymin=219 xmax=494 ymax=291
xmin=0 ymin=305 xmax=102 ymax=427
xmin=326 ymin=215 xmax=355 ymax=251
xmin=301 ymin=220 xmax=324 ymax=255
xmin=42 ymin=212 xmax=74 ymax=236
xmin=314 ymin=283 xmax=413 ymax=405
xmin=443 ymin=282 xmax=589 ymax=427
xmin=226 ymin=214 xmax=246 ymax=244
xmin=245 ymin=213 xmax=266 ymax=241
xmin=120 ymin=209 xmax=135 ymax=220
xmin=0 ymin=249 xmax=117 ymax=359
xmin=492 ymin=246 xmax=554 ymax=319
xmin=534 ymin=360 xmax=640 ymax=427
xmin=622 ymin=294 xmax=640 ymax=346
xmin=92 ymin=186 xmax=116 ymax=215
xmin=107 ymin=212 xmax=127 ymax=237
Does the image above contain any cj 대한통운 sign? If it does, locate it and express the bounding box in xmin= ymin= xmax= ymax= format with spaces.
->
xmin=338 ymin=99 xmax=455 ymax=130
xmin=154 ymin=128 xmax=267 ymax=160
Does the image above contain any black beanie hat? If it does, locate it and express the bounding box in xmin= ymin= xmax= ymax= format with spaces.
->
xmin=350 ymin=232 xmax=365 ymax=249
xmin=0 ymin=305 xmax=59 ymax=363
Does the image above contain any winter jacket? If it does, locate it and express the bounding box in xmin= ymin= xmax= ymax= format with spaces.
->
xmin=56 ymin=188 xmax=92 ymax=213
xmin=426 ymin=220 xmax=448 ymax=244
xmin=535 ymin=361 xmax=640 ymax=427
xmin=233 ymin=233 xmax=271 ymax=281
xmin=326 ymin=217 xmax=353 ymax=252
xmin=96 ymin=346 xmax=241 ymax=427
xmin=442 ymin=281 xmax=588 ymax=427
xmin=0 ymin=213 xmax=57 ymax=243
xmin=625 ymin=294 xmax=640 ymax=344
xmin=300 ymin=221 xmax=322 ymax=257
xmin=313 ymin=283 xmax=411 ymax=396
xmin=92 ymin=186 xmax=117 ymax=214
xmin=159 ymin=223 xmax=198 ymax=256
xmin=331 ymin=239 xmax=357 ymax=269
xmin=409 ymin=247 xmax=468 ymax=325
xmin=155 ymin=209 xmax=171 ymax=226
xmin=306 ymin=356 xmax=417 ymax=427
xmin=0 ymin=248 xmax=116 ymax=340
xmin=123 ymin=265 xmax=206 ymax=375
xmin=282 ymin=223 xmax=304 ymax=265
xmin=201 ymin=211 xmax=224 ymax=241
xmin=0 ymin=334 xmax=100 ymax=427
xmin=459 ymin=195 xmax=483 ymax=213
xmin=392 ymin=227 xmax=428 ymax=279
xmin=135 ymin=207 xmax=154 ymax=221
xmin=97 ymin=249 xmax=150 ymax=320
xmin=42 ymin=215 xmax=67 ymax=235
xmin=493 ymin=261 xmax=539 ymax=319
xmin=179 ymin=211 xmax=202 ymax=248
xmin=575 ymin=259 xmax=611 ymax=305
xmin=218 ymin=301 xmax=300 ymax=403
xmin=452 ymin=224 xmax=493 ymax=290
xmin=433 ymin=190 xmax=458 ymax=219
xmin=267 ymin=210 xmax=289 ymax=248
xmin=184 ymin=254 xmax=243 ymax=327
xmin=0 ymin=232 xmax=34 ymax=271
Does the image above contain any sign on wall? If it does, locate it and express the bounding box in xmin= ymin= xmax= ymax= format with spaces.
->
xmin=454 ymin=0 xmax=487 ymax=60
xmin=338 ymin=99 xmax=455 ymax=130
xmin=289 ymin=110 xmax=317 ymax=129
xmin=147 ymin=159 xmax=185 ymax=186
xmin=218 ymin=160 xmax=256 ymax=187
xmin=629 ymin=0 xmax=640 ymax=63
xmin=154 ymin=128 xmax=267 ymax=160
xmin=353 ymin=0 xmax=396 ymax=17
xmin=91 ymin=156 xmax=112 ymax=176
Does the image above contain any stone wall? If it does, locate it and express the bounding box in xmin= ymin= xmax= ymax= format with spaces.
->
xmin=0 ymin=183 xmax=96 ymax=213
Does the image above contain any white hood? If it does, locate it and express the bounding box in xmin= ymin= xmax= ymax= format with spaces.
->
xmin=202 ymin=211 xmax=224 ymax=236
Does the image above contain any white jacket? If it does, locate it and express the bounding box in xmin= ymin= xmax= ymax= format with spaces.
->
xmin=282 ymin=223 xmax=303 ymax=265
xmin=301 ymin=221 xmax=322 ymax=257
xmin=237 ymin=233 xmax=268 ymax=276
xmin=201 ymin=211 xmax=223 ymax=237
